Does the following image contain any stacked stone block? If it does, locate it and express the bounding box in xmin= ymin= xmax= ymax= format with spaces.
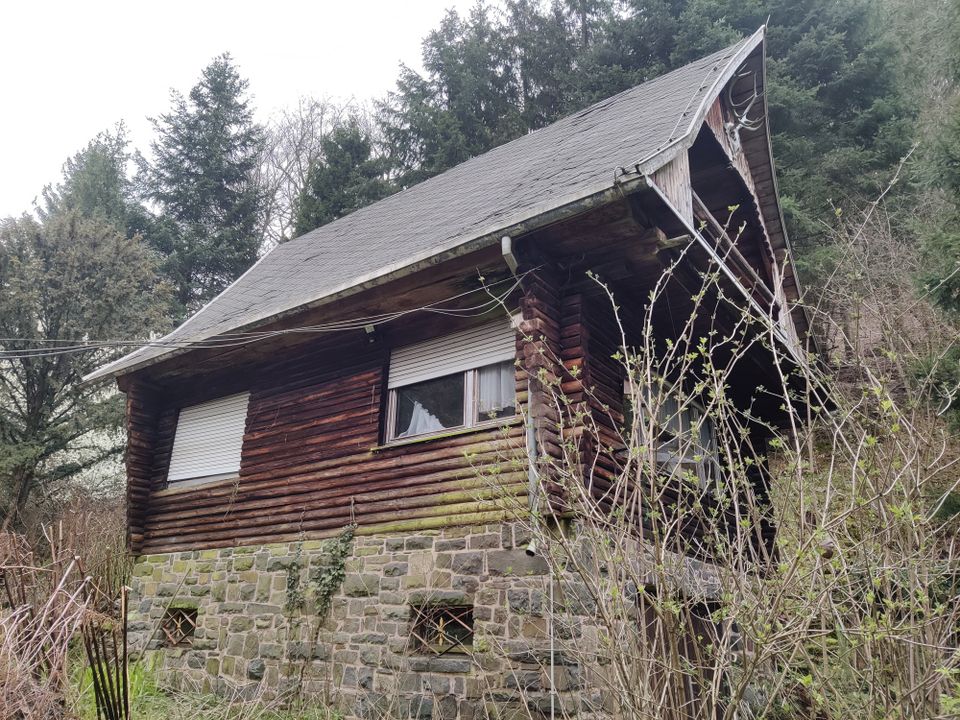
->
xmin=129 ymin=523 xmax=612 ymax=719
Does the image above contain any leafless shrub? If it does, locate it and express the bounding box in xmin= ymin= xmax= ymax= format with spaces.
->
xmin=0 ymin=527 xmax=91 ymax=719
xmin=0 ymin=497 xmax=133 ymax=720
xmin=483 ymin=195 xmax=960 ymax=718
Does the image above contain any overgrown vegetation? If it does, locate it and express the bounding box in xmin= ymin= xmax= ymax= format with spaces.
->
xmin=480 ymin=187 xmax=960 ymax=718
xmin=1 ymin=1 xmax=959 ymax=718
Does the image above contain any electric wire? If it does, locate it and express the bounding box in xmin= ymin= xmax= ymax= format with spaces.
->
xmin=0 ymin=272 xmax=530 ymax=362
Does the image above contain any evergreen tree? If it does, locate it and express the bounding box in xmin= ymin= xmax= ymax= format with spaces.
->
xmin=39 ymin=124 xmax=158 ymax=244
xmin=139 ymin=53 xmax=265 ymax=312
xmin=41 ymin=125 xmax=134 ymax=225
xmin=0 ymin=211 xmax=169 ymax=526
xmin=292 ymin=118 xmax=393 ymax=236
xmin=893 ymin=0 xmax=960 ymax=312
xmin=920 ymin=84 xmax=960 ymax=312
xmin=378 ymin=0 xmax=910 ymax=248
xmin=507 ymin=0 xmax=578 ymax=129
xmin=380 ymin=6 xmax=522 ymax=187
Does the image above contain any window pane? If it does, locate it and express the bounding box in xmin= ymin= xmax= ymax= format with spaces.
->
xmin=394 ymin=373 xmax=465 ymax=438
xmin=656 ymin=396 xmax=682 ymax=452
xmin=476 ymin=361 xmax=516 ymax=422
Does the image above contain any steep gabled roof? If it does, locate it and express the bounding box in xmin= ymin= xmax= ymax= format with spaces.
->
xmin=89 ymin=30 xmax=770 ymax=382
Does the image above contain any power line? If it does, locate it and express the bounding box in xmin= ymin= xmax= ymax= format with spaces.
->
xmin=0 ymin=273 xmax=528 ymax=362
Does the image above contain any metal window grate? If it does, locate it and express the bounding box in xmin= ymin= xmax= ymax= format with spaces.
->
xmin=161 ymin=607 xmax=198 ymax=647
xmin=411 ymin=604 xmax=474 ymax=655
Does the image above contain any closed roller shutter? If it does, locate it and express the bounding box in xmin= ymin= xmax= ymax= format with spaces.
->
xmin=167 ymin=392 xmax=250 ymax=483
xmin=388 ymin=319 xmax=516 ymax=389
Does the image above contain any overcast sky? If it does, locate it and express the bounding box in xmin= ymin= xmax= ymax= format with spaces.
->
xmin=0 ymin=0 xmax=475 ymax=218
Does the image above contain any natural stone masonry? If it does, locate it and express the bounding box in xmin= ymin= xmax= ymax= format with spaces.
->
xmin=129 ymin=523 xmax=614 ymax=719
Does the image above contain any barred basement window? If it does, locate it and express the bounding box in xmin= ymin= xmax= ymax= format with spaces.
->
xmin=411 ymin=605 xmax=474 ymax=655
xmin=160 ymin=607 xmax=198 ymax=647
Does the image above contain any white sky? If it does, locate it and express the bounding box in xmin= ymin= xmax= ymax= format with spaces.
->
xmin=0 ymin=0 xmax=475 ymax=218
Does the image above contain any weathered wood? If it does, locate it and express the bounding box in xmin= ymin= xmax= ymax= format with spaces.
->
xmin=650 ymin=152 xmax=693 ymax=224
xmin=147 ymin=473 xmax=529 ymax=534
xmin=148 ymin=445 xmax=524 ymax=515
xmin=126 ymin=307 xmax=533 ymax=552
xmin=145 ymin=492 xmax=527 ymax=547
xmin=124 ymin=381 xmax=162 ymax=554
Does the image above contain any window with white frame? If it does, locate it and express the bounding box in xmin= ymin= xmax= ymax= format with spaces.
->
xmin=166 ymin=392 xmax=250 ymax=486
xmin=386 ymin=320 xmax=517 ymax=442
xmin=624 ymin=381 xmax=719 ymax=487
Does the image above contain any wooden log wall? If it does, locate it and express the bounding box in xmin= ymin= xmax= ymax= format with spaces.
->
xmin=125 ymin=264 xmax=775 ymax=559
xmin=517 ymin=264 xmax=566 ymax=510
xmin=562 ymin=293 xmax=627 ymax=498
xmin=125 ymin=381 xmax=160 ymax=555
xmin=131 ymin=329 xmax=527 ymax=555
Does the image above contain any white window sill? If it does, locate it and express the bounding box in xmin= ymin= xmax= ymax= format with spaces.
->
xmin=373 ymin=416 xmax=521 ymax=452
xmin=154 ymin=473 xmax=240 ymax=496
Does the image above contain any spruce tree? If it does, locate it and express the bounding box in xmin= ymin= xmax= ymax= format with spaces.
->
xmin=292 ymin=118 xmax=393 ymax=236
xmin=139 ymin=53 xmax=265 ymax=312
xmin=0 ymin=211 xmax=169 ymax=526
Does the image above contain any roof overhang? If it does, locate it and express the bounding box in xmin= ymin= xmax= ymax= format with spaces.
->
xmin=84 ymin=175 xmax=649 ymax=384
xmin=87 ymin=26 xmax=816 ymax=384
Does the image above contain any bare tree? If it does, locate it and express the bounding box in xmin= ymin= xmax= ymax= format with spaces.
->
xmin=257 ymin=97 xmax=355 ymax=248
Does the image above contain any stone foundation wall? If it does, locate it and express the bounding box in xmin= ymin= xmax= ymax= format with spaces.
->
xmin=129 ymin=523 xmax=612 ymax=719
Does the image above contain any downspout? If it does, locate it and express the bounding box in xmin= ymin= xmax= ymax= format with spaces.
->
xmin=524 ymin=358 xmax=553 ymax=720
xmin=501 ymin=236 xmax=539 ymax=518
xmin=526 ymin=400 xmax=539 ymax=518
xmin=503 ymin=236 xmax=554 ymax=720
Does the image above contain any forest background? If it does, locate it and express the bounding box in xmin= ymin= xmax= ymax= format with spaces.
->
xmin=0 ymin=0 xmax=954 ymax=534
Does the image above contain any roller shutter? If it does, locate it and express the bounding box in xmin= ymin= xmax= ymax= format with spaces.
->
xmin=388 ymin=320 xmax=516 ymax=389
xmin=167 ymin=392 xmax=249 ymax=484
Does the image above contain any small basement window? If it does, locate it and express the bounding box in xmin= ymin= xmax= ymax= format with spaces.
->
xmin=411 ymin=605 xmax=474 ymax=655
xmin=167 ymin=392 xmax=250 ymax=487
xmin=386 ymin=320 xmax=516 ymax=442
xmin=160 ymin=607 xmax=198 ymax=647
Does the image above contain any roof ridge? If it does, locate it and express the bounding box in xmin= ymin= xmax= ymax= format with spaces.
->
xmin=87 ymin=33 xmax=764 ymax=382
xmin=285 ymin=35 xmax=755 ymax=254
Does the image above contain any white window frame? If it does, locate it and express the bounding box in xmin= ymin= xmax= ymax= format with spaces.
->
xmin=385 ymin=362 xmax=516 ymax=443
xmin=385 ymin=320 xmax=518 ymax=444
xmin=166 ymin=392 xmax=250 ymax=488
xmin=624 ymin=380 xmax=720 ymax=488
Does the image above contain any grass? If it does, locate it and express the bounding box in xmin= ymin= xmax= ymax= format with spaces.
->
xmin=70 ymin=656 xmax=340 ymax=720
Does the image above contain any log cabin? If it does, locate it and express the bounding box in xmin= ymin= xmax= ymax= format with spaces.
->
xmin=89 ymin=27 xmax=813 ymax=717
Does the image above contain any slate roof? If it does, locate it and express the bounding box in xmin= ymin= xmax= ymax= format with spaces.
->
xmin=89 ymin=31 xmax=763 ymax=381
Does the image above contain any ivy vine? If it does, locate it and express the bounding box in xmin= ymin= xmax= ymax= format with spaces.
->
xmin=310 ymin=524 xmax=356 ymax=622
xmin=283 ymin=526 xmax=356 ymax=619
xmin=284 ymin=542 xmax=305 ymax=613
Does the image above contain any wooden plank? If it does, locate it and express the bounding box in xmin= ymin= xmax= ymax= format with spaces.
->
xmin=650 ymin=153 xmax=693 ymax=224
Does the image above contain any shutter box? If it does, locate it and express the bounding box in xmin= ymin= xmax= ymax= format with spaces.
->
xmin=388 ymin=319 xmax=516 ymax=389
xmin=167 ymin=392 xmax=250 ymax=484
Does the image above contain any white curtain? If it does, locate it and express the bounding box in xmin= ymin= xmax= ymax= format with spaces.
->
xmin=477 ymin=362 xmax=514 ymax=417
xmin=398 ymin=400 xmax=444 ymax=438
